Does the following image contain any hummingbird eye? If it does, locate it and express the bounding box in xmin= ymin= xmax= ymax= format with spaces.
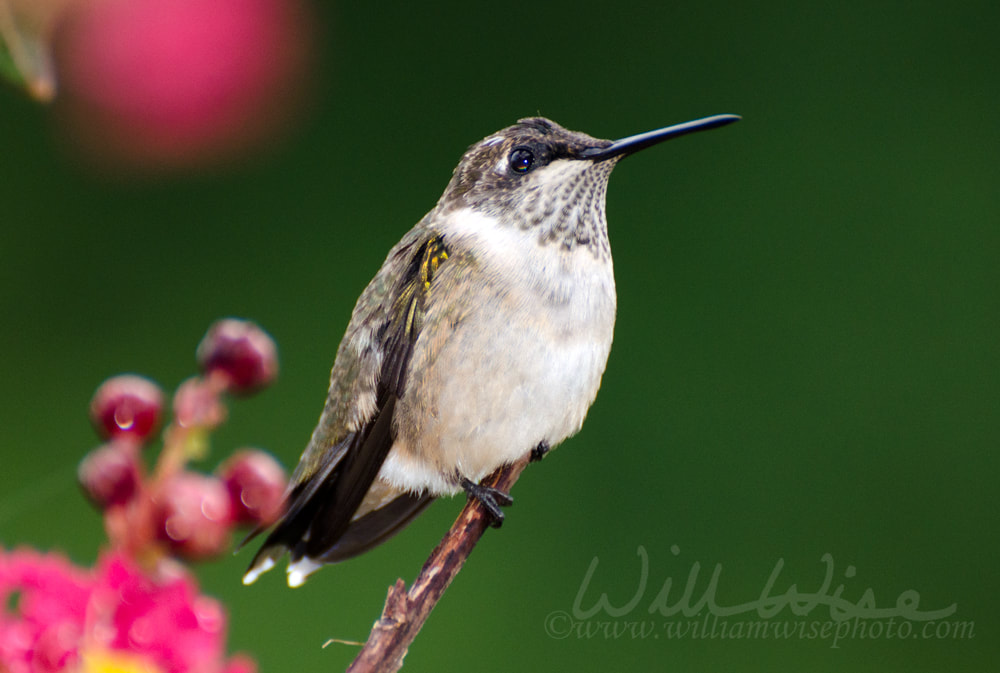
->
xmin=508 ymin=148 xmax=535 ymax=174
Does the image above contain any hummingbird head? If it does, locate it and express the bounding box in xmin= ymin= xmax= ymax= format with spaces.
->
xmin=435 ymin=114 xmax=740 ymax=256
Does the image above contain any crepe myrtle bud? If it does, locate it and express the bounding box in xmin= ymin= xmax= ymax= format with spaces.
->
xmin=153 ymin=472 xmax=233 ymax=559
xmin=172 ymin=376 xmax=227 ymax=430
xmin=78 ymin=441 xmax=140 ymax=509
xmin=218 ymin=449 xmax=286 ymax=526
xmin=196 ymin=319 xmax=277 ymax=395
xmin=90 ymin=374 xmax=164 ymax=443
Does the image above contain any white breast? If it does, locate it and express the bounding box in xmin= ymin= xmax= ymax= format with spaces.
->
xmin=379 ymin=209 xmax=617 ymax=496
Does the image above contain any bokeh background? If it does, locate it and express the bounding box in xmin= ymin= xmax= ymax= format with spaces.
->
xmin=1 ymin=0 xmax=997 ymax=671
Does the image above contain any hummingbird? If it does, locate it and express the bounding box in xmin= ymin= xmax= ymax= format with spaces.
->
xmin=243 ymin=113 xmax=740 ymax=587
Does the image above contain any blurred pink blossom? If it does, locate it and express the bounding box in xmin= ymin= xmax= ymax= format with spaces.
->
xmin=53 ymin=0 xmax=313 ymax=171
xmin=0 ymin=550 xmax=90 ymax=673
xmin=0 ymin=549 xmax=253 ymax=673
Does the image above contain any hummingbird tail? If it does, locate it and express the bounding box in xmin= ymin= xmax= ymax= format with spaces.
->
xmin=242 ymin=544 xmax=285 ymax=585
xmin=311 ymin=491 xmax=435 ymax=564
xmin=240 ymin=491 xmax=435 ymax=587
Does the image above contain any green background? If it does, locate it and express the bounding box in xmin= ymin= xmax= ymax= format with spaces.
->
xmin=1 ymin=1 xmax=997 ymax=671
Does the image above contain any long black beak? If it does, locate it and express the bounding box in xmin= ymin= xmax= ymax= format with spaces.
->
xmin=580 ymin=114 xmax=741 ymax=161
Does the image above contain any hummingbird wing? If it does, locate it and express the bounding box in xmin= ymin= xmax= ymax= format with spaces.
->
xmin=244 ymin=226 xmax=449 ymax=582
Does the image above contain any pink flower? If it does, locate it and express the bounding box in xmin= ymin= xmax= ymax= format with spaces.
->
xmin=91 ymin=555 xmax=228 ymax=673
xmin=0 ymin=549 xmax=252 ymax=673
xmin=54 ymin=0 xmax=313 ymax=171
xmin=0 ymin=549 xmax=92 ymax=673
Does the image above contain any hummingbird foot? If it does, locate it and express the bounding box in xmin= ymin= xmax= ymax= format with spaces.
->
xmin=460 ymin=477 xmax=513 ymax=528
xmin=529 ymin=440 xmax=550 ymax=463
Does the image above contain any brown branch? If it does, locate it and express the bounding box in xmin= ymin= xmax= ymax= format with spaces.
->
xmin=345 ymin=453 xmax=532 ymax=673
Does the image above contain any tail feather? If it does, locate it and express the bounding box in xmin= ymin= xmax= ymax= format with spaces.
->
xmin=242 ymin=545 xmax=283 ymax=585
xmin=240 ymin=491 xmax=434 ymax=587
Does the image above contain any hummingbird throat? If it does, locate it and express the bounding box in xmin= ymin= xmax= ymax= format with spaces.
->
xmin=482 ymin=157 xmax=617 ymax=260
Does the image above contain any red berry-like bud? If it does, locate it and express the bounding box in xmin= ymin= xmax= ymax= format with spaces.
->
xmin=90 ymin=374 xmax=164 ymax=442
xmin=78 ymin=442 xmax=140 ymax=509
xmin=196 ymin=319 xmax=278 ymax=394
xmin=218 ymin=450 xmax=287 ymax=526
xmin=172 ymin=377 xmax=227 ymax=430
xmin=153 ymin=472 xmax=233 ymax=559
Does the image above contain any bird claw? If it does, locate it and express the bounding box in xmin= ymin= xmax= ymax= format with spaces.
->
xmin=460 ymin=477 xmax=513 ymax=528
xmin=529 ymin=440 xmax=550 ymax=463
